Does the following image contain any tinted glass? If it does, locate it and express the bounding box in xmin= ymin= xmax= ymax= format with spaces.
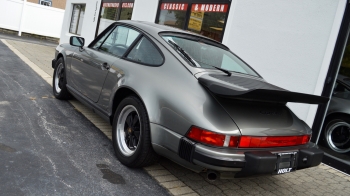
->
xmin=99 ymin=26 xmax=140 ymax=57
xmin=127 ymin=37 xmax=163 ymax=65
xmin=187 ymin=4 xmax=228 ymax=42
xmin=162 ymin=35 xmax=259 ymax=77
xmin=120 ymin=3 xmax=134 ymax=20
xmin=92 ymin=27 xmax=115 ymax=49
xmin=157 ymin=3 xmax=188 ymax=29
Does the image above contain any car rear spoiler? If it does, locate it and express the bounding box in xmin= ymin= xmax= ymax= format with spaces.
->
xmin=198 ymin=74 xmax=329 ymax=104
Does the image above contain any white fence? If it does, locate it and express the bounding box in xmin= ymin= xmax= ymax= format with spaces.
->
xmin=0 ymin=0 xmax=65 ymax=38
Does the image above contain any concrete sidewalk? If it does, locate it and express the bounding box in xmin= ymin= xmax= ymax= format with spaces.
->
xmin=3 ymin=39 xmax=350 ymax=196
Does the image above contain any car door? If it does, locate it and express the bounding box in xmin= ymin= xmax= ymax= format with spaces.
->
xmin=70 ymin=25 xmax=140 ymax=102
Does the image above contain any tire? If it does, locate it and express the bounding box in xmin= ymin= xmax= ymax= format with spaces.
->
xmin=323 ymin=117 xmax=350 ymax=154
xmin=112 ymin=96 xmax=159 ymax=167
xmin=53 ymin=58 xmax=71 ymax=100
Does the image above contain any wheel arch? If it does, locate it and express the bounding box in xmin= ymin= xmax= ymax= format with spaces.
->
xmin=325 ymin=112 xmax=350 ymax=124
xmin=57 ymin=53 xmax=64 ymax=61
xmin=110 ymin=86 xmax=149 ymax=125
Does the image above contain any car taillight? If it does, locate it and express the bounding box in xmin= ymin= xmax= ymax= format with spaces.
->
xmin=238 ymin=135 xmax=311 ymax=148
xmin=187 ymin=126 xmax=240 ymax=147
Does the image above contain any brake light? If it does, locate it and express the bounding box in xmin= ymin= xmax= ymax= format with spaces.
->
xmin=229 ymin=136 xmax=240 ymax=147
xmin=238 ymin=135 xmax=311 ymax=148
xmin=187 ymin=126 xmax=225 ymax=147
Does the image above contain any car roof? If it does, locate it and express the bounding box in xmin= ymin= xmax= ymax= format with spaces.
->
xmin=116 ymin=20 xmax=227 ymax=48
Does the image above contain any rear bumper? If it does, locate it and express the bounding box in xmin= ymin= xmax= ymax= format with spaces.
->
xmin=178 ymin=137 xmax=323 ymax=178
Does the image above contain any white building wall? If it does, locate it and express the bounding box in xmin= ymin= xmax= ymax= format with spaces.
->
xmin=223 ymin=0 xmax=347 ymax=127
xmin=60 ymin=0 xmax=101 ymax=45
xmin=131 ymin=0 xmax=159 ymax=22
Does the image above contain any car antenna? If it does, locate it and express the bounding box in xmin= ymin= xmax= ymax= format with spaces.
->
xmin=212 ymin=66 xmax=232 ymax=76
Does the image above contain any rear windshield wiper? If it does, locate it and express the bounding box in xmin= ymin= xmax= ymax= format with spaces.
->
xmin=167 ymin=40 xmax=200 ymax=67
xmin=168 ymin=40 xmax=232 ymax=76
xmin=212 ymin=66 xmax=232 ymax=76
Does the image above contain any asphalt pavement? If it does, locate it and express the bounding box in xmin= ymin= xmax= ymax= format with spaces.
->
xmin=0 ymin=41 xmax=169 ymax=195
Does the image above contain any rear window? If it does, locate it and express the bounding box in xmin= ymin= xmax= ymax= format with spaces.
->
xmin=161 ymin=34 xmax=259 ymax=77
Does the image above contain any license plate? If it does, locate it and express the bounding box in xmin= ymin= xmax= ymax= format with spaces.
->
xmin=273 ymin=151 xmax=298 ymax=175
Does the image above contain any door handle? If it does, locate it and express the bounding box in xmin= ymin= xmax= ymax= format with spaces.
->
xmin=102 ymin=62 xmax=110 ymax=70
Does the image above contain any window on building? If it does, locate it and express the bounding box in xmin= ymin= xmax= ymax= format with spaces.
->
xmin=97 ymin=3 xmax=120 ymax=35
xmin=157 ymin=3 xmax=188 ymax=29
xmin=96 ymin=1 xmax=135 ymax=37
xmin=127 ymin=37 xmax=163 ymax=65
xmin=156 ymin=1 xmax=230 ymax=42
xmin=187 ymin=4 xmax=228 ymax=42
xmin=120 ymin=3 xmax=134 ymax=20
xmin=69 ymin=4 xmax=86 ymax=35
xmin=39 ymin=0 xmax=52 ymax=7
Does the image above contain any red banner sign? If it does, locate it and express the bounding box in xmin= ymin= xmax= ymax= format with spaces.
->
xmin=103 ymin=3 xmax=119 ymax=8
xmin=122 ymin=3 xmax=133 ymax=8
xmin=191 ymin=4 xmax=228 ymax=13
xmin=161 ymin=3 xmax=188 ymax=11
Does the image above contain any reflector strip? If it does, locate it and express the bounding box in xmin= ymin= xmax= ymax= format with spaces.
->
xmin=238 ymin=135 xmax=311 ymax=148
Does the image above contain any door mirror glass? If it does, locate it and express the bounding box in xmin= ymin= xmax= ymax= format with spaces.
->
xmin=70 ymin=36 xmax=85 ymax=47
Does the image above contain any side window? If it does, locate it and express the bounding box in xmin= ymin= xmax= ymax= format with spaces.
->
xmin=92 ymin=27 xmax=115 ymax=49
xmin=99 ymin=26 xmax=140 ymax=57
xmin=126 ymin=37 xmax=163 ymax=65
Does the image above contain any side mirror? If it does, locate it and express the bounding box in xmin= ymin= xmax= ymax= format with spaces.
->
xmin=70 ymin=36 xmax=85 ymax=48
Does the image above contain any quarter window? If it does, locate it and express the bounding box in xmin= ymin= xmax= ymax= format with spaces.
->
xmin=127 ymin=37 xmax=163 ymax=65
xmin=69 ymin=4 xmax=86 ymax=35
xmin=92 ymin=27 xmax=115 ymax=49
xmin=99 ymin=26 xmax=140 ymax=57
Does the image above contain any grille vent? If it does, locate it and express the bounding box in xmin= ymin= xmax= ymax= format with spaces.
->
xmin=178 ymin=138 xmax=195 ymax=162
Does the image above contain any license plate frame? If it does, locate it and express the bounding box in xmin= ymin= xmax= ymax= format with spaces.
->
xmin=273 ymin=151 xmax=298 ymax=175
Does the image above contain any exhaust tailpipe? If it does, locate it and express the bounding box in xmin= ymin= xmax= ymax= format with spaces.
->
xmin=206 ymin=170 xmax=219 ymax=181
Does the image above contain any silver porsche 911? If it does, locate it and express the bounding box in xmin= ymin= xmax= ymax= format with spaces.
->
xmin=52 ymin=21 xmax=327 ymax=179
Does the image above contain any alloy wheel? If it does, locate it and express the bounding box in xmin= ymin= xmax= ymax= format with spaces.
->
xmin=326 ymin=121 xmax=350 ymax=153
xmin=54 ymin=63 xmax=64 ymax=94
xmin=116 ymin=105 xmax=141 ymax=156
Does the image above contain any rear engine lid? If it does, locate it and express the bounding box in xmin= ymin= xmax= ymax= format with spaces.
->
xmin=197 ymin=73 xmax=328 ymax=104
xmin=215 ymin=98 xmax=311 ymax=136
xmin=196 ymin=73 xmax=322 ymax=136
